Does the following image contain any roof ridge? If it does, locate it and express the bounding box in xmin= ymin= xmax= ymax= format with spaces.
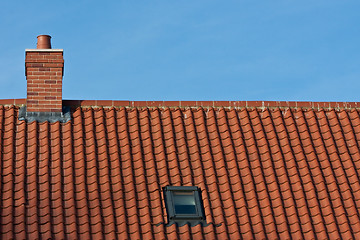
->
xmin=0 ymin=99 xmax=359 ymax=109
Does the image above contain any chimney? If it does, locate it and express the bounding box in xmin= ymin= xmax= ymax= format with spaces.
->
xmin=25 ymin=35 xmax=64 ymax=119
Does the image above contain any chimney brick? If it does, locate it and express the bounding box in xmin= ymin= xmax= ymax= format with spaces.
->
xmin=25 ymin=50 xmax=64 ymax=113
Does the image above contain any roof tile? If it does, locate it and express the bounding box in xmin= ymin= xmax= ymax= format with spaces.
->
xmin=1 ymin=104 xmax=360 ymax=238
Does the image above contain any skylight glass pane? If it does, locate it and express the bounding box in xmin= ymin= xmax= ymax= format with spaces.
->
xmin=173 ymin=191 xmax=197 ymax=215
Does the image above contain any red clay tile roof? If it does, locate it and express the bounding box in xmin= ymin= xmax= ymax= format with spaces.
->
xmin=1 ymin=100 xmax=360 ymax=239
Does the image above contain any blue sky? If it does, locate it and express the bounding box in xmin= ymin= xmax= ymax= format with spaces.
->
xmin=0 ymin=1 xmax=359 ymax=101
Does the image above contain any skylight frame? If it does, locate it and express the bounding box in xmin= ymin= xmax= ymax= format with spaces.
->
xmin=163 ymin=186 xmax=206 ymax=222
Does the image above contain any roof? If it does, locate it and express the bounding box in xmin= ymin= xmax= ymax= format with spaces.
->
xmin=1 ymin=100 xmax=360 ymax=239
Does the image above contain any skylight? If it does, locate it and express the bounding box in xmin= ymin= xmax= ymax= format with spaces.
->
xmin=163 ymin=186 xmax=206 ymax=226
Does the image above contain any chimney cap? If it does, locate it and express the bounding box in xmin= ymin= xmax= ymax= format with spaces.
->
xmin=36 ymin=35 xmax=52 ymax=49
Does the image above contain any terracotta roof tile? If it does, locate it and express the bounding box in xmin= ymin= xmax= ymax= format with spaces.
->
xmin=2 ymin=103 xmax=360 ymax=238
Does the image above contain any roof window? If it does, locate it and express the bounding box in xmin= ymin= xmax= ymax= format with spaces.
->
xmin=163 ymin=186 xmax=206 ymax=226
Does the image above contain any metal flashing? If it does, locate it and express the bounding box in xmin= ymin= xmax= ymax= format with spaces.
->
xmin=18 ymin=106 xmax=71 ymax=123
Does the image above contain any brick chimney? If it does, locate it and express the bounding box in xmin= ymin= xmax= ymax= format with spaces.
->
xmin=25 ymin=35 xmax=64 ymax=113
